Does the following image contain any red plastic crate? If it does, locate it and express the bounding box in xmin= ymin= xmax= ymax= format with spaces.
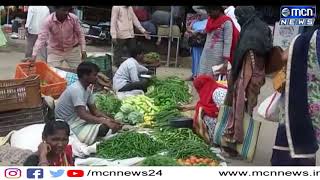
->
xmin=15 ymin=61 xmax=67 ymax=99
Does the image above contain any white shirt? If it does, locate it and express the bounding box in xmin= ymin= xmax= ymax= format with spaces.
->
xmin=113 ymin=57 xmax=148 ymax=91
xmin=25 ymin=6 xmax=50 ymax=35
xmin=224 ymin=6 xmax=241 ymax=32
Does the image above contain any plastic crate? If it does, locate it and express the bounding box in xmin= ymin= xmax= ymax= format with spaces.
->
xmin=15 ymin=62 xmax=67 ymax=99
xmin=0 ymin=75 xmax=42 ymax=113
xmin=86 ymin=53 xmax=113 ymax=79
xmin=0 ymin=103 xmax=46 ymax=136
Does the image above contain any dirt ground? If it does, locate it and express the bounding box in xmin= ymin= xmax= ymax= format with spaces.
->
xmin=0 ymin=36 xmax=319 ymax=166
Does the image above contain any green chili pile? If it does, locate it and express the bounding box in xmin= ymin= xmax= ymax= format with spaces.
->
xmin=97 ymin=132 xmax=164 ymax=159
xmin=153 ymin=128 xmax=217 ymax=159
xmin=147 ymin=76 xmax=191 ymax=110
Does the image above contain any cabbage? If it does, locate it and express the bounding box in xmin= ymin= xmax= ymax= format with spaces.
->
xmin=120 ymin=104 xmax=135 ymax=114
xmin=127 ymin=112 xmax=144 ymax=125
xmin=114 ymin=112 xmax=125 ymax=121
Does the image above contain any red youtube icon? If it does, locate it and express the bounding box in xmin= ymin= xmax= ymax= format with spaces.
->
xmin=67 ymin=170 xmax=84 ymax=177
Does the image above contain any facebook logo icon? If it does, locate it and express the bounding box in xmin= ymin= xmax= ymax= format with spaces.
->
xmin=27 ymin=168 xmax=44 ymax=179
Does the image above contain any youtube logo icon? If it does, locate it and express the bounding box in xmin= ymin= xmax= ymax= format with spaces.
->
xmin=67 ymin=170 xmax=84 ymax=177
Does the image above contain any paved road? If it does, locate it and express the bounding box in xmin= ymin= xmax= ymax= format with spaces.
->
xmin=0 ymin=38 xmax=319 ymax=166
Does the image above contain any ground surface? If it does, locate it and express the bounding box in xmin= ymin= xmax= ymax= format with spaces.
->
xmin=0 ymin=36 xmax=319 ymax=166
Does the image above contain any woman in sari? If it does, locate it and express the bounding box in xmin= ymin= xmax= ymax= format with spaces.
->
xmin=24 ymin=120 xmax=74 ymax=166
xmin=224 ymin=6 xmax=273 ymax=144
xmin=271 ymin=25 xmax=320 ymax=166
xmin=198 ymin=6 xmax=239 ymax=76
xmin=192 ymin=75 xmax=227 ymax=144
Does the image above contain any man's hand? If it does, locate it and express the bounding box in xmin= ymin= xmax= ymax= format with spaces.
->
xmin=218 ymin=61 xmax=229 ymax=75
xmin=81 ymin=51 xmax=87 ymax=60
xmin=112 ymin=38 xmax=117 ymax=45
xmin=22 ymin=55 xmax=36 ymax=63
xmin=143 ymin=31 xmax=151 ymax=40
xmin=101 ymin=117 xmax=123 ymax=133
xmin=25 ymin=28 xmax=29 ymax=38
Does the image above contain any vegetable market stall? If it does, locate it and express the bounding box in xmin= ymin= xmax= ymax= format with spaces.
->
xmin=78 ymin=76 xmax=227 ymax=166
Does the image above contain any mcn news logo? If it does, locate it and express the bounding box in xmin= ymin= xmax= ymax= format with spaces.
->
xmin=280 ymin=6 xmax=316 ymax=26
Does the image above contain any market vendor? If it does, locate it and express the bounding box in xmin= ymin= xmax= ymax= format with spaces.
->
xmin=113 ymin=46 xmax=151 ymax=93
xmin=55 ymin=62 xmax=123 ymax=145
xmin=24 ymin=120 xmax=74 ymax=166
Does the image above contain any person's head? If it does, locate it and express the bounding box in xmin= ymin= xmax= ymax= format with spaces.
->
xmin=42 ymin=120 xmax=70 ymax=155
xmin=77 ymin=61 xmax=100 ymax=85
xmin=54 ymin=6 xmax=72 ymax=22
xmin=129 ymin=46 xmax=144 ymax=63
xmin=193 ymin=75 xmax=217 ymax=94
xmin=235 ymin=6 xmax=256 ymax=26
xmin=206 ymin=6 xmax=224 ymax=19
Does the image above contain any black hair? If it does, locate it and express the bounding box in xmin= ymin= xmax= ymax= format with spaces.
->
xmin=129 ymin=46 xmax=144 ymax=59
xmin=42 ymin=120 xmax=70 ymax=138
xmin=77 ymin=61 xmax=100 ymax=79
xmin=207 ymin=6 xmax=224 ymax=13
xmin=53 ymin=6 xmax=72 ymax=11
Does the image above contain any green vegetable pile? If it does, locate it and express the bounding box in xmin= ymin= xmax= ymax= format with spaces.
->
xmin=144 ymin=52 xmax=160 ymax=64
xmin=97 ymin=132 xmax=164 ymax=160
xmin=153 ymin=128 xmax=217 ymax=159
xmin=147 ymin=76 xmax=191 ymax=111
xmin=141 ymin=155 xmax=179 ymax=166
xmin=95 ymin=93 xmax=122 ymax=118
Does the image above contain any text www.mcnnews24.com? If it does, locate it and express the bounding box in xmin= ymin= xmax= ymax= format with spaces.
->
xmin=86 ymin=169 xmax=320 ymax=177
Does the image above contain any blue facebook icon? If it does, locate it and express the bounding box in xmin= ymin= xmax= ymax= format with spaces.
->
xmin=27 ymin=168 xmax=44 ymax=179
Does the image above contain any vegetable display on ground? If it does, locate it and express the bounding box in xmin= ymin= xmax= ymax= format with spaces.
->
xmin=120 ymin=95 xmax=160 ymax=126
xmin=153 ymin=128 xmax=217 ymax=159
xmin=177 ymin=156 xmax=219 ymax=166
xmin=147 ymin=76 xmax=192 ymax=111
xmin=97 ymin=132 xmax=164 ymax=160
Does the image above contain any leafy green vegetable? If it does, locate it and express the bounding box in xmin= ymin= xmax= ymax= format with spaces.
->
xmin=95 ymin=93 xmax=121 ymax=118
xmin=144 ymin=52 xmax=160 ymax=63
xmin=127 ymin=111 xmax=144 ymax=125
xmin=141 ymin=155 xmax=179 ymax=166
xmin=97 ymin=132 xmax=164 ymax=160
xmin=114 ymin=112 xmax=125 ymax=122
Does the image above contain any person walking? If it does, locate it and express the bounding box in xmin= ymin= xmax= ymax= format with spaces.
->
xmin=25 ymin=6 xmax=50 ymax=61
xmin=198 ymin=6 xmax=239 ymax=76
xmin=111 ymin=6 xmax=150 ymax=67
xmin=29 ymin=6 xmax=86 ymax=69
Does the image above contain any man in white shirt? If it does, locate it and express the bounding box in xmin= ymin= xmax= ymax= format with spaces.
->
xmin=223 ymin=6 xmax=241 ymax=32
xmin=25 ymin=6 xmax=50 ymax=60
xmin=111 ymin=6 xmax=150 ymax=67
xmin=113 ymin=46 xmax=149 ymax=92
